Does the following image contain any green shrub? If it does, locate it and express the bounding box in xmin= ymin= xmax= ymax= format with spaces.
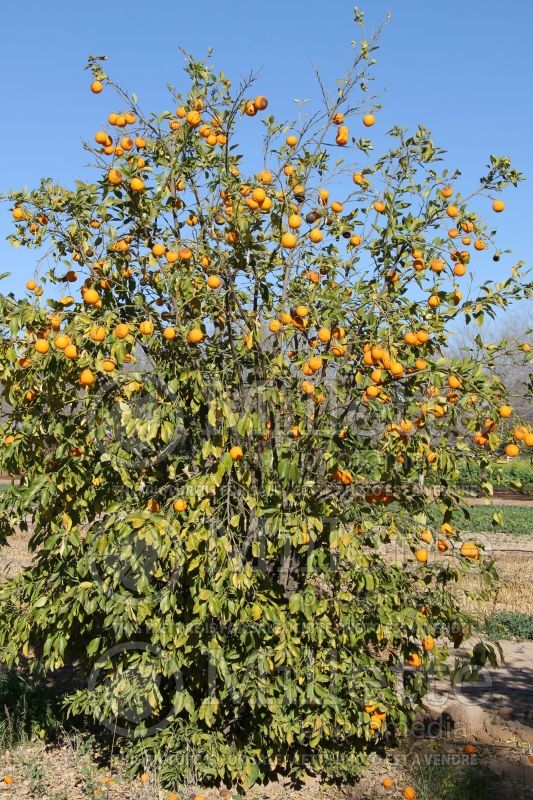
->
xmin=484 ymin=612 xmax=533 ymax=640
xmin=0 ymin=666 xmax=62 ymax=750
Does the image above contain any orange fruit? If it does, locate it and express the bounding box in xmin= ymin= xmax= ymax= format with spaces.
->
xmin=448 ymin=375 xmax=461 ymax=389
xmin=253 ymin=95 xmax=268 ymax=110
xmin=130 ymin=177 xmax=145 ymax=192
xmin=308 ymin=356 xmax=323 ymax=372
xmin=152 ymin=243 xmax=166 ymax=257
xmin=437 ymin=539 xmax=449 ymax=552
xmin=230 ymin=445 xmax=244 ymax=461
xmin=90 ymin=80 xmax=103 ymax=94
xmin=383 ymin=777 xmax=394 ymax=789
xmin=108 ymin=168 xmax=122 ymax=185
xmin=34 ymin=339 xmax=49 ymax=354
xmin=162 ymin=327 xmax=176 ymax=341
xmin=187 ymin=327 xmax=204 ymax=344
xmin=25 ymin=279 xmax=37 ymax=290
xmin=269 ymin=319 xmax=282 ymax=333
xmin=281 ymin=232 xmax=297 ymax=249
xmin=422 ymin=635 xmax=435 ymax=651
xmin=332 ymin=112 xmax=344 ymax=124
xmin=83 ymin=288 xmax=100 ymax=305
xmin=88 ymin=326 xmax=106 ymax=342
xmin=415 ymin=548 xmax=427 ymax=563
xmin=288 ymin=214 xmax=302 ymax=229
xmin=114 ymin=323 xmax=129 ymax=339
xmin=402 ymin=788 xmax=417 ymax=800
xmin=102 ymin=359 xmax=115 ymax=372
xmin=309 ymin=228 xmax=323 ymax=243
xmin=286 ymin=134 xmax=298 ymax=146
xmin=440 ymin=185 xmax=453 ymax=198
xmin=492 ymin=199 xmax=505 ymax=212
xmin=318 ymin=327 xmax=331 ymax=342
xmin=505 ymin=443 xmax=519 ymax=458
xmin=80 ymin=369 xmax=95 ymax=386
xmin=301 ymin=380 xmax=315 ymax=395
xmin=207 ymin=275 xmax=221 ymax=289
xmin=407 ymin=653 xmax=422 ymax=669
xmin=139 ymin=320 xmax=154 ymax=336
xmin=460 ymin=542 xmax=479 ymax=559
xmin=362 ymin=113 xmax=375 ymax=127
xmin=499 ymin=404 xmax=512 ymax=418
xmin=464 ymin=743 xmax=477 ymax=755
xmin=446 ymin=205 xmax=459 ymax=218
xmin=64 ymin=344 xmax=78 ymax=359
xmin=428 ymin=295 xmax=440 ymax=308
xmin=373 ymin=200 xmax=385 ymax=213
xmin=173 ymin=498 xmax=187 ymax=513
xmin=54 ymin=334 xmax=71 ymax=350
xmin=186 ymin=109 xmax=202 ymax=126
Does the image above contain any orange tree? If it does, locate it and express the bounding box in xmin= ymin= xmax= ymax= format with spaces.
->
xmin=0 ymin=19 xmax=532 ymax=788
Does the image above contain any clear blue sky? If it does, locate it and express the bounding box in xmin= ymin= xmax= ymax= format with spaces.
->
xmin=1 ymin=0 xmax=532 ymax=297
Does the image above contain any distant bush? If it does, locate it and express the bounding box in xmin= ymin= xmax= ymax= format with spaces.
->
xmin=456 ymin=458 xmax=533 ymax=489
xmin=484 ymin=612 xmax=533 ymax=640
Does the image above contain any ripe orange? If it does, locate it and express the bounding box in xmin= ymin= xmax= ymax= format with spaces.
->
xmin=25 ymin=279 xmax=37 ymax=291
xmin=422 ymin=635 xmax=435 ymax=652
xmin=139 ymin=320 xmax=154 ymax=336
xmin=362 ymin=113 xmax=375 ymax=127
xmin=350 ymin=234 xmax=362 ymax=246
xmin=34 ymin=339 xmax=49 ymax=354
xmin=64 ymin=344 xmax=78 ymax=359
xmin=88 ymin=326 xmax=106 ymax=342
xmin=253 ymin=95 xmax=268 ymax=110
xmin=288 ymin=214 xmax=302 ymax=229
xmin=437 ymin=539 xmax=449 ymax=552
xmin=505 ymin=443 xmax=519 ymax=458
xmin=428 ymin=295 xmax=440 ymax=308
xmin=281 ymin=232 xmax=297 ymax=249
xmin=186 ymin=109 xmax=202 ymax=126
xmin=308 ymin=356 xmax=323 ymax=372
xmin=54 ymin=334 xmax=70 ymax=350
xmin=460 ymin=542 xmax=479 ymax=559
xmin=152 ymin=243 xmax=166 ymax=257
xmin=160 ymin=327 xmax=175 ymax=341
xmin=80 ymin=369 xmax=95 ymax=386
xmin=301 ymin=380 xmax=315 ymax=395
xmin=309 ymin=228 xmax=323 ymax=243
xmin=83 ymin=288 xmax=100 ymax=305
xmin=173 ymin=498 xmax=187 ymax=512
xmin=130 ymin=177 xmax=145 ymax=192
xmin=207 ymin=275 xmax=221 ymax=289
xmin=402 ymin=788 xmax=417 ymax=800
xmin=108 ymin=168 xmax=122 ymax=185
xmin=102 ymin=359 xmax=115 ymax=372
xmin=415 ymin=548 xmax=427 ymax=563
xmin=407 ymin=653 xmax=422 ymax=669
xmin=524 ymin=432 xmax=533 ymax=447
xmin=286 ymin=134 xmax=298 ymax=146
xmin=440 ymin=185 xmax=453 ymax=198
xmin=448 ymin=375 xmax=461 ymax=389
xmin=187 ymin=327 xmax=204 ymax=344
xmin=114 ymin=323 xmax=129 ymax=339
xmin=373 ymin=200 xmax=386 ymax=213
xmin=383 ymin=777 xmax=394 ymax=789
xmin=230 ymin=445 xmax=244 ymax=461
xmin=318 ymin=327 xmax=331 ymax=342
xmin=90 ymin=80 xmax=103 ymax=94
xmin=492 ymin=199 xmax=505 ymax=212
xmin=269 ymin=319 xmax=282 ymax=333
xmin=499 ymin=404 xmax=512 ymax=418
xmin=464 ymin=743 xmax=477 ymax=755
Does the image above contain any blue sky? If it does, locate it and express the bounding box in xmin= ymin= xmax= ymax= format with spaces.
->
xmin=0 ymin=0 xmax=532 ymax=298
